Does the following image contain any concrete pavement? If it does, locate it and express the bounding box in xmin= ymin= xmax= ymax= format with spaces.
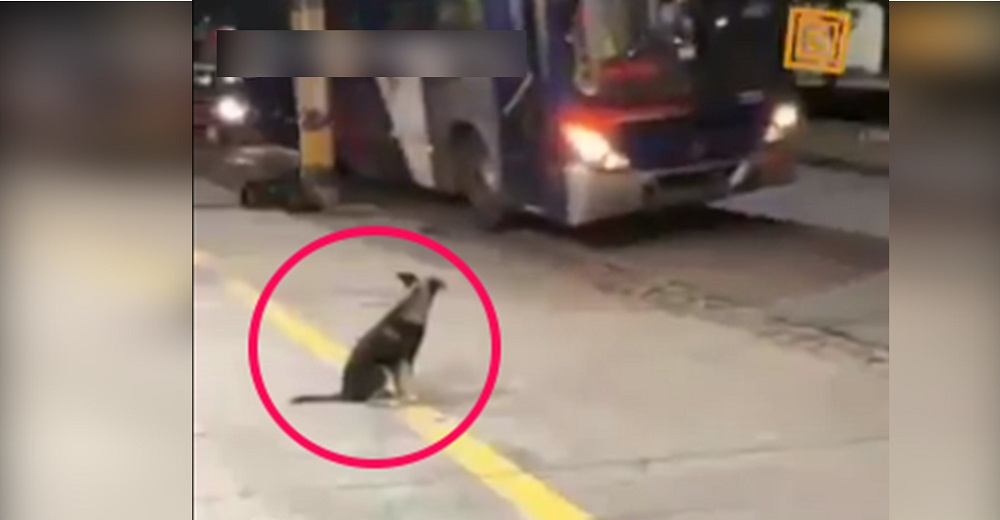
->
xmin=716 ymin=166 xmax=888 ymax=347
xmin=717 ymin=164 xmax=888 ymax=240
xmin=194 ymin=176 xmax=887 ymax=520
xmin=769 ymin=272 xmax=888 ymax=348
xmin=796 ymin=120 xmax=889 ymax=176
xmin=197 ymin=145 xmax=889 ymax=356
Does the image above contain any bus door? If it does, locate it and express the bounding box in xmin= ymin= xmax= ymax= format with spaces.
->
xmin=496 ymin=0 xmax=549 ymax=209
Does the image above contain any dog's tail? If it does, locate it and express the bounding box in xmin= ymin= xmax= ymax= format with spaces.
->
xmin=289 ymin=393 xmax=355 ymax=405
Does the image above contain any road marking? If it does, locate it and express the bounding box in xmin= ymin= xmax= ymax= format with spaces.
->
xmin=225 ymin=277 xmax=348 ymax=366
xmin=403 ymin=406 xmax=595 ymax=520
xmin=196 ymin=248 xmax=594 ymax=520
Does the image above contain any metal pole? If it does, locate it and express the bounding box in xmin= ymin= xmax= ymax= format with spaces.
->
xmin=290 ymin=0 xmax=339 ymax=208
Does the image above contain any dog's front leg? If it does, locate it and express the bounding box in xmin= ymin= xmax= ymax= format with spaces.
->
xmin=377 ymin=365 xmax=407 ymax=408
xmin=364 ymin=366 xmax=399 ymax=408
xmin=394 ymin=361 xmax=418 ymax=403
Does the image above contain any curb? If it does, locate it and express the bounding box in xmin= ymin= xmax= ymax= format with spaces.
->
xmin=799 ymin=153 xmax=890 ymax=177
xmin=795 ymin=120 xmax=890 ymax=177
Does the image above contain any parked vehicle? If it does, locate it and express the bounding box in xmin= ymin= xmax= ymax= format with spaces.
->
xmin=792 ymin=0 xmax=888 ymax=123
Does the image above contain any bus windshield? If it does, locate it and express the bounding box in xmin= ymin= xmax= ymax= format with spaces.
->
xmin=576 ymin=0 xmax=696 ymax=64
xmin=570 ymin=0 xmax=697 ymax=103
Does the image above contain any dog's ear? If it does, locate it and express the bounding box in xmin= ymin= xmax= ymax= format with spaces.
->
xmin=396 ymin=272 xmax=419 ymax=288
xmin=429 ymin=277 xmax=447 ymax=292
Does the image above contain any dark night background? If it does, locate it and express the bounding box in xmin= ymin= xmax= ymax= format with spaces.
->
xmin=195 ymin=0 xmax=289 ymax=29
xmin=196 ymin=0 xmax=299 ymax=147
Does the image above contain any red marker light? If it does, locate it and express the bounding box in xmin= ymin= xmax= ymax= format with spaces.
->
xmin=603 ymin=60 xmax=660 ymax=81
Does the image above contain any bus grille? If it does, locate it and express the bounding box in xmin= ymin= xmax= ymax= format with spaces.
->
xmin=619 ymin=105 xmax=762 ymax=171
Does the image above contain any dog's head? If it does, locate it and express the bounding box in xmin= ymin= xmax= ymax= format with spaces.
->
xmin=426 ymin=276 xmax=447 ymax=295
xmin=397 ymin=272 xmax=447 ymax=295
xmin=395 ymin=272 xmax=446 ymax=324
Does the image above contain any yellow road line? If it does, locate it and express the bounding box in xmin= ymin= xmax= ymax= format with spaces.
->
xmin=197 ymin=248 xmax=594 ymax=520
xmin=403 ymin=407 xmax=595 ymax=520
xmin=224 ymin=277 xmax=348 ymax=366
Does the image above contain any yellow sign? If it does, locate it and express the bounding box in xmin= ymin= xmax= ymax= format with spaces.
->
xmin=784 ymin=7 xmax=853 ymax=75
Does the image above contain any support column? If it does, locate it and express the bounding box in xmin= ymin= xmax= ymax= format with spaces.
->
xmin=290 ymin=0 xmax=339 ymax=208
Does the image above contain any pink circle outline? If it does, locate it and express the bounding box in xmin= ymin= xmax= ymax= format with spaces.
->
xmin=247 ymin=226 xmax=502 ymax=469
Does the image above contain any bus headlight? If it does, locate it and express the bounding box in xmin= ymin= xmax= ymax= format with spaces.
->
xmin=764 ymin=102 xmax=801 ymax=143
xmin=563 ymin=124 xmax=630 ymax=171
xmin=213 ymin=95 xmax=249 ymax=126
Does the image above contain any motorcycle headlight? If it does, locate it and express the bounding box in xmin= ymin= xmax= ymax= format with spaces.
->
xmin=213 ymin=96 xmax=249 ymax=125
xmin=764 ymin=102 xmax=801 ymax=143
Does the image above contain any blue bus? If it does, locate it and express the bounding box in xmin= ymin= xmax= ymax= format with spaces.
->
xmin=325 ymin=0 xmax=802 ymax=229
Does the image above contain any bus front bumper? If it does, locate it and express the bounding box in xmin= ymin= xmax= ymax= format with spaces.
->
xmin=563 ymin=144 xmax=796 ymax=227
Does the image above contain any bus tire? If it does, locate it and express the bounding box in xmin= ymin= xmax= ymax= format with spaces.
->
xmin=454 ymin=132 xmax=509 ymax=231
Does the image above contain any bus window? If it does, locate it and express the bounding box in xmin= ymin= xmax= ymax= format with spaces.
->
xmin=571 ymin=0 xmax=659 ymax=94
xmin=576 ymin=0 xmax=694 ymax=65
xmin=437 ymin=0 xmax=484 ymax=29
xmin=387 ymin=0 xmax=438 ymax=29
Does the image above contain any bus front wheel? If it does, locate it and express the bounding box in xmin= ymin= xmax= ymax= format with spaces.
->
xmin=454 ymin=133 xmax=509 ymax=231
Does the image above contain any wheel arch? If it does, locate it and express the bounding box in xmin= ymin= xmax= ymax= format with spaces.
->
xmin=439 ymin=118 xmax=493 ymax=193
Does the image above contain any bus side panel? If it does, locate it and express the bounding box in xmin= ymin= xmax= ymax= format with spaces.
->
xmin=421 ymin=1 xmax=554 ymax=215
xmin=328 ymin=0 xmax=423 ymax=184
xmin=423 ymin=76 xmax=554 ymax=215
xmin=481 ymin=0 xmax=548 ymax=211
xmin=330 ymin=77 xmax=411 ymax=183
xmin=485 ymin=0 xmax=554 ymax=214
xmin=493 ymin=74 xmax=551 ymax=212
xmin=422 ymin=77 xmax=502 ymax=195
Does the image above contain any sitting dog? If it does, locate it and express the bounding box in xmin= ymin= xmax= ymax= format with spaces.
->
xmin=290 ymin=272 xmax=446 ymax=405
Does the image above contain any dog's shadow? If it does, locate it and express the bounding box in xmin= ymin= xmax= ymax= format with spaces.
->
xmin=349 ymin=387 xmax=498 ymax=411
xmin=291 ymin=386 xmax=508 ymax=412
xmin=406 ymin=385 xmax=507 ymax=411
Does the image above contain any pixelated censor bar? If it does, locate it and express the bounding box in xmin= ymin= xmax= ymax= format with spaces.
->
xmin=216 ymin=30 xmax=528 ymax=78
